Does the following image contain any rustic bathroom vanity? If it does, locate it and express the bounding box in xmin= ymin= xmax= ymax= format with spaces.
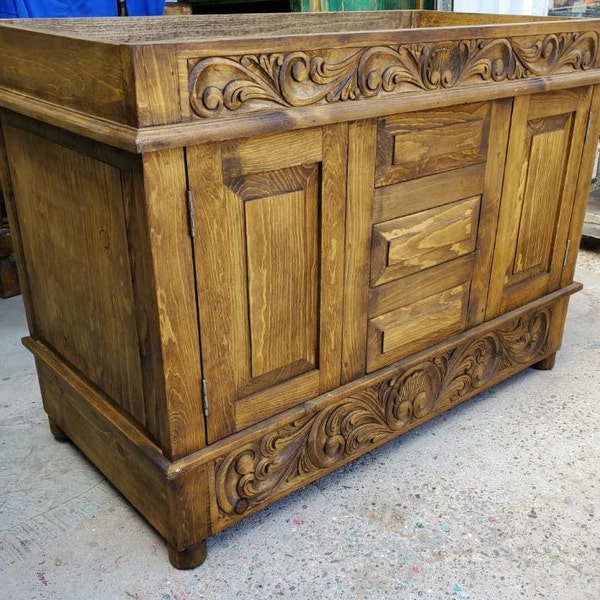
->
xmin=0 ymin=10 xmax=598 ymax=567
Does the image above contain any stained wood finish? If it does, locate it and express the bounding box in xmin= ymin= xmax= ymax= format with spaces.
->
xmin=466 ymin=97 xmax=513 ymax=328
xmin=375 ymin=102 xmax=491 ymax=187
xmin=487 ymin=87 xmax=593 ymax=318
xmin=0 ymin=25 xmax=128 ymax=124
xmin=47 ymin=416 xmax=68 ymax=442
xmin=206 ymin=285 xmax=579 ymax=533
xmin=168 ymin=542 xmax=207 ymax=570
xmin=189 ymin=126 xmax=346 ymax=441
xmin=532 ymin=352 xmax=557 ymax=371
xmin=342 ymin=119 xmax=377 ymax=383
xmin=371 ymin=196 xmax=480 ymax=286
xmin=562 ymin=84 xmax=600 ymax=285
xmin=27 ymin=338 xmax=172 ymax=542
xmin=0 ymin=13 xmax=598 ymax=569
xmin=0 ymin=12 xmax=599 ymax=150
xmin=244 ymin=184 xmax=319 ymax=379
xmin=379 ymin=284 xmax=469 ymax=355
xmin=372 ymin=163 xmax=486 ymax=223
xmin=368 ymin=282 xmax=471 ymax=371
xmin=365 ymin=98 xmax=511 ymax=371
xmin=2 ymin=118 xmax=146 ymax=425
xmin=138 ymin=149 xmax=206 ymax=458
xmin=369 ymin=254 xmax=476 ymax=319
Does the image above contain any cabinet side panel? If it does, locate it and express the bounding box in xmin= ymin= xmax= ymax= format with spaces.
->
xmin=3 ymin=123 xmax=145 ymax=424
xmin=0 ymin=28 xmax=128 ymax=124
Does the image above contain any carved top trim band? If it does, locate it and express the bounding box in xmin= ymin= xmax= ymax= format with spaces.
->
xmin=187 ymin=32 xmax=598 ymax=119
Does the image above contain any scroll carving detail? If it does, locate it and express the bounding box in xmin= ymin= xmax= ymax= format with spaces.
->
xmin=215 ymin=308 xmax=551 ymax=517
xmin=189 ymin=32 xmax=598 ymax=118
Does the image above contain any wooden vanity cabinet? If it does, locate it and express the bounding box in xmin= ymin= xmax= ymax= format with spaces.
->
xmin=1 ymin=11 xmax=599 ymax=568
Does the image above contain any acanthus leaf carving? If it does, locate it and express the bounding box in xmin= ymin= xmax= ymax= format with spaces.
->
xmin=189 ymin=55 xmax=289 ymax=118
xmin=215 ymin=307 xmax=552 ymax=519
xmin=188 ymin=32 xmax=598 ymax=118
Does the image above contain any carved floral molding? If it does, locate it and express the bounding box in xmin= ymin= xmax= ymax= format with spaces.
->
xmin=188 ymin=32 xmax=598 ymax=118
xmin=214 ymin=306 xmax=551 ymax=518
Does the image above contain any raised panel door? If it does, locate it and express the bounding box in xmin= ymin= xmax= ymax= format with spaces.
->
xmin=487 ymin=87 xmax=593 ymax=318
xmin=188 ymin=126 xmax=347 ymax=442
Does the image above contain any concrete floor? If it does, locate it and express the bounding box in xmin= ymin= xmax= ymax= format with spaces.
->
xmin=1 ymin=249 xmax=599 ymax=599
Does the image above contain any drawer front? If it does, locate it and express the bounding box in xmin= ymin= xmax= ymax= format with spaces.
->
xmin=375 ymin=102 xmax=491 ymax=187
xmin=367 ymin=279 xmax=471 ymax=372
xmin=371 ymin=195 xmax=480 ymax=287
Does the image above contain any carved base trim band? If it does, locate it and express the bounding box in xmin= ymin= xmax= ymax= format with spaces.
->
xmin=211 ymin=300 xmax=559 ymax=528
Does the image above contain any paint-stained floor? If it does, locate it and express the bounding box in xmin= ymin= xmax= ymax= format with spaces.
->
xmin=1 ymin=248 xmax=600 ymax=599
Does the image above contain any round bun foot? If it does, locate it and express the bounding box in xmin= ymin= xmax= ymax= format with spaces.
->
xmin=168 ymin=541 xmax=207 ymax=569
xmin=48 ymin=416 xmax=69 ymax=441
xmin=531 ymin=352 xmax=557 ymax=371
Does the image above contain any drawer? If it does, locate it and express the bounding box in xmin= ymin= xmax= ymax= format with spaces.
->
xmin=367 ymin=276 xmax=471 ymax=372
xmin=371 ymin=195 xmax=480 ymax=287
xmin=372 ymin=162 xmax=485 ymax=224
xmin=375 ymin=102 xmax=491 ymax=187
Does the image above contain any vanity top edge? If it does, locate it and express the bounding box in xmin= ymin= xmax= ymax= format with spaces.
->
xmin=0 ymin=10 xmax=598 ymax=47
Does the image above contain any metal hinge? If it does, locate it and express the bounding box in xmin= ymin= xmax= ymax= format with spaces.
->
xmin=186 ymin=189 xmax=196 ymax=238
xmin=564 ymin=239 xmax=571 ymax=267
xmin=201 ymin=379 xmax=209 ymax=417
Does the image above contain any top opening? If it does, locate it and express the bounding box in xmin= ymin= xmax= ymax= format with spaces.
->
xmin=0 ymin=10 xmax=575 ymax=44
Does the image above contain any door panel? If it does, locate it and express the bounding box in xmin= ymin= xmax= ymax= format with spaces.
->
xmin=241 ymin=171 xmax=319 ymax=389
xmin=511 ymin=114 xmax=570 ymax=283
xmin=487 ymin=88 xmax=592 ymax=318
xmin=188 ymin=126 xmax=346 ymax=442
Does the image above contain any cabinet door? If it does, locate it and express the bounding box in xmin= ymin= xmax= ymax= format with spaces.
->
xmin=187 ymin=126 xmax=346 ymax=442
xmin=486 ymin=87 xmax=593 ymax=318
